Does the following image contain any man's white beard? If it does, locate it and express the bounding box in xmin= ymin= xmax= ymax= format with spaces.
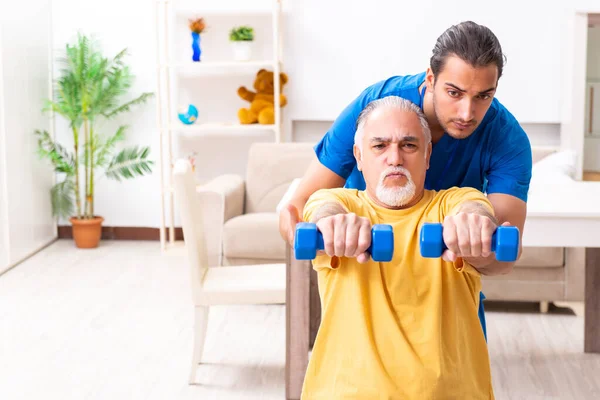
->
xmin=375 ymin=166 xmax=416 ymax=207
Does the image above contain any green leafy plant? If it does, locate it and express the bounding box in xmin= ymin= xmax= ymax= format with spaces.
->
xmin=229 ymin=26 xmax=254 ymax=41
xmin=35 ymin=33 xmax=154 ymax=220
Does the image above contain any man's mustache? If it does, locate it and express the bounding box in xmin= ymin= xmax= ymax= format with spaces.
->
xmin=381 ymin=166 xmax=411 ymax=180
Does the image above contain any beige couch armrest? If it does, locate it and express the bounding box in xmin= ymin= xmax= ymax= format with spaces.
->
xmin=200 ymin=174 xmax=245 ymax=222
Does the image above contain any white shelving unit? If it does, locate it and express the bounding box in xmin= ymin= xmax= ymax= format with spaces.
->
xmin=154 ymin=0 xmax=284 ymax=249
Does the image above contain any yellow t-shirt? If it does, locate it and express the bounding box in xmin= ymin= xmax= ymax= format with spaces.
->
xmin=301 ymin=187 xmax=495 ymax=400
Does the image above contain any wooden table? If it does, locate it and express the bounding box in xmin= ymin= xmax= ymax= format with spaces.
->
xmin=285 ymin=181 xmax=600 ymax=399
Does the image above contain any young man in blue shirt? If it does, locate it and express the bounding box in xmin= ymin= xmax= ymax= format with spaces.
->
xmin=280 ymin=21 xmax=532 ymax=339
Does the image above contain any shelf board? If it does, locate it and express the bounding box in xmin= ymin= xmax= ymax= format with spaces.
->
xmin=167 ymin=60 xmax=278 ymax=76
xmin=175 ymin=9 xmax=273 ymax=17
xmin=170 ymin=0 xmax=275 ymax=17
xmin=168 ymin=122 xmax=277 ymax=135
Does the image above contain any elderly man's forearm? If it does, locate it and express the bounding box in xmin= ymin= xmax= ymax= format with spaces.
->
xmin=309 ymin=201 xmax=347 ymax=223
xmin=454 ymin=201 xmax=498 ymax=225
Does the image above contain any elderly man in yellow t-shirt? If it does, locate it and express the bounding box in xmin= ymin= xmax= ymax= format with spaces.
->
xmin=300 ymin=95 xmax=508 ymax=399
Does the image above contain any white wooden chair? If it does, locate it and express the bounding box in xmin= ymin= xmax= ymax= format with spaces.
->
xmin=172 ymin=159 xmax=286 ymax=385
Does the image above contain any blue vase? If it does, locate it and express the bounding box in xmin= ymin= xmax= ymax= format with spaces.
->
xmin=191 ymin=32 xmax=201 ymax=62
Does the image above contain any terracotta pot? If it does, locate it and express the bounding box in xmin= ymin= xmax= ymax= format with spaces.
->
xmin=70 ymin=216 xmax=104 ymax=249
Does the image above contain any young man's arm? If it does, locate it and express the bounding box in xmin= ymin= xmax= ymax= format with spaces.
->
xmin=279 ymin=83 xmax=384 ymax=247
xmin=473 ymin=119 xmax=532 ymax=274
xmin=484 ymin=193 xmax=527 ymax=270
xmin=279 ymin=156 xmax=346 ymax=246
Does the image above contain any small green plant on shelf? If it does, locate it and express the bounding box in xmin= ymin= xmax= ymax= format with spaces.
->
xmin=229 ymin=26 xmax=254 ymax=41
xmin=229 ymin=26 xmax=254 ymax=61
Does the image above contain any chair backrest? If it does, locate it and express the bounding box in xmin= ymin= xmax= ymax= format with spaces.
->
xmin=244 ymin=142 xmax=315 ymax=213
xmin=173 ymin=159 xmax=210 ymax=299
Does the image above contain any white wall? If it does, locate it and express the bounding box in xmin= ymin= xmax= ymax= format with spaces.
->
xmin=51 ymin=0 xmax=600 ymax=227
xmin=285 ymin=0 xmax=569 ymax=124
xmin=0 ymin=0 xmax=55 ymax=274
xmin=0 ymin=102 xmax=7 ymax=270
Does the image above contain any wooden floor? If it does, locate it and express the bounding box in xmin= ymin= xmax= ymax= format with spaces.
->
xmin=1 ymin=240 xmax=600 ymax=399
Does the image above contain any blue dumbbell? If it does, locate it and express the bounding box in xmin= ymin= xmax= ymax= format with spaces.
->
xmin=294 ymin=222 xmax=394 ymax=262
xmin=419 ymin=222 xmax=519 ymax=262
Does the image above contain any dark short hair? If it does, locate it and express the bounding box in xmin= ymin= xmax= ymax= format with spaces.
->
xmin=430 ymin=21 xmax=506 ymax=81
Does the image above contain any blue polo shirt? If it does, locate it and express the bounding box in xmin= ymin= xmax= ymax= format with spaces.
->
xmin=315 ymin=72 xmax=532 ymax=201
xmin=314 ymin=72 xmax=533 ymax=341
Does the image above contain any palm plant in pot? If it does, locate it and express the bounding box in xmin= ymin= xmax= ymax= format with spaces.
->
xmin=35 ymin=33 xmax=154 ymax=248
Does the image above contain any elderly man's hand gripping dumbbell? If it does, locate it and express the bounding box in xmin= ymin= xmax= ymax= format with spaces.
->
xmin=294 ymin=212 xmax=394 ymax=263
xmin=420 ymin=201 xmax=520 ymax=264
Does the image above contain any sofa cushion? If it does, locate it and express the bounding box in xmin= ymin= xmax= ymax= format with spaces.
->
xmin=223 ymin=212 xmax=285 ymax=261
xmin=531 ymin=150 xmax=576 ymax=182
xmin=515 ymin=246 xmax=564 ymax=268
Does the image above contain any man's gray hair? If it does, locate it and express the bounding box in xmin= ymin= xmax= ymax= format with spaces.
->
xmin=354 ymin=96 xmax=432 ymax=150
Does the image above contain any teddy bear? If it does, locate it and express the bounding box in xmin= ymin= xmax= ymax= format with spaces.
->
xmin=237 ymin=69 xmax=288 ymax=125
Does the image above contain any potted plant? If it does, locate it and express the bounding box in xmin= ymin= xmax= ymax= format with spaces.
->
xmin=35 ymin=33 xmax=154 ymax=249
xmin=229 ymin=26 xmax=254 ymax=61
xmin=189 ymin=17 xmax=206 ymax=62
